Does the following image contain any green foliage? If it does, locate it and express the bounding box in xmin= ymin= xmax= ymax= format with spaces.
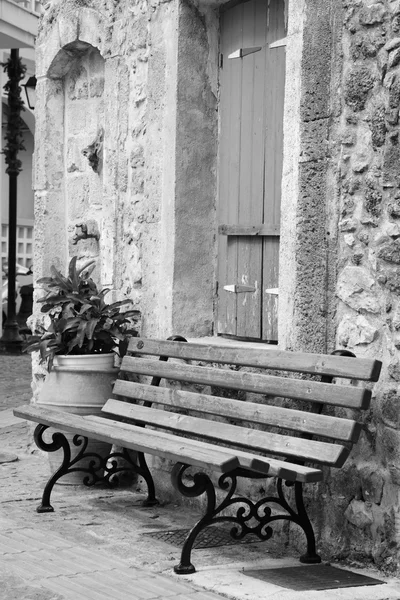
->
xmin=24 ymin=257 xmax=139 ymax=369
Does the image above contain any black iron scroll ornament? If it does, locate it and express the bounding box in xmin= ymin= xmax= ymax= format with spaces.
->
xmin=171 ymin=464 xmax=321 ymax=574
xmin=34 ymin=424 xmax=158 ymax=513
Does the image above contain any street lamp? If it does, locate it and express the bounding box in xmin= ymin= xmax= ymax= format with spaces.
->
xmin=0 ymin=50 xmax=27 ymax=353
xmin=22 ymin=75 xmax=36 ymax=110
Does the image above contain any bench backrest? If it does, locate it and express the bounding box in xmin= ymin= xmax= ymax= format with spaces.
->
xmin=103 ymin=337 xmax=382 ymax=470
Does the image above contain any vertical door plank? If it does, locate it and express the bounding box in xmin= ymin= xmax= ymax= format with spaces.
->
xmin=236 ymin=0 xmax=267 ymax=338
xmin=262 ymin=0 xmax=286 ymax=341
xmin=217 ymin=6 xmax=243 ymax=335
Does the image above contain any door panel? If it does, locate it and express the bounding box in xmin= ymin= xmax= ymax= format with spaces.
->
xmin=217 ymin=0 xmax=286 ymax=341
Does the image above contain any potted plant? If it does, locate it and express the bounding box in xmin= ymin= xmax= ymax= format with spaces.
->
xmin=25 ymin=256 xmax=139 ymax=483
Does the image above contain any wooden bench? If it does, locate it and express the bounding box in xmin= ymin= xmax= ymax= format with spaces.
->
xmin=14 ymin=335 xmax=382 ymax=574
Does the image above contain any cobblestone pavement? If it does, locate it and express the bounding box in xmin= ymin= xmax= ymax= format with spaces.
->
xmin=1 ymin=355 xmax=400 ymax=600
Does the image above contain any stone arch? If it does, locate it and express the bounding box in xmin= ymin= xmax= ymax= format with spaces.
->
xmin=36 ymin=8 xmax=107 ymax=79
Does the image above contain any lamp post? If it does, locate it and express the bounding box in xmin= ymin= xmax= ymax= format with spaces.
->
xmin=0 ymin=49 xmax=27 ymax=353
xmin=22 ymin=75 xmax=37 ymax=110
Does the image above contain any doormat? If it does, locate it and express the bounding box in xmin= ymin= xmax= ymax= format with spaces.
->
xmin=242 ymin=564 xmax=385 ymax=591
xmin=143 ymin=525 xmax=262 ymax=549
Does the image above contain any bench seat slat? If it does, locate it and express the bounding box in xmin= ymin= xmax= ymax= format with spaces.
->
xmin=13 ymin=405 xmax=239 ymax=474
xmin=129 ymin=338 xmax=382 ymax=381
xmin=88 ymin=415 xmax=323 ymax=483
xmin=103 ymin=399 xmax=349 ymax=468
xmin=121 ymin=357 xmax=371 ymax=410
xmin=112 ymin=380 xmax=362 ymax=443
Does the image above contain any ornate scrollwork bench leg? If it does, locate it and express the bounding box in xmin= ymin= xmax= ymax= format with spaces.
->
xmin=171 ymin=463 xmax=321 ymax=574
xmin=34 ymin=424 xmax=158 ymax=513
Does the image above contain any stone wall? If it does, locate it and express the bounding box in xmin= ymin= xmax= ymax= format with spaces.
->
xmin=323 ymin=0 xmax=400 ymax=572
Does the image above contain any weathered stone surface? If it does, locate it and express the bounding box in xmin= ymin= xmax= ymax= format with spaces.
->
xmin=299 ymin=119 xmax=329 ymax=162
xmin=370 ymin=104 xmax=386 ymax=147
xmin=340 ymin=218 xmax=358 ymax=232
xmin=389 ymin=46 xmax=400 ymax=68
xmin=359 ymin=465 xmax=384 ymax=504
xmin=365 ymin=181 xmax=382 ymax=216
xmin=385 ymin=37 xmax=400 ymax=52
xmin=389 ymin=75 xmax=400 ymax=107
xmin=336 ymin=266 xmax=381 ymax=313
xmin=300 ymin=0 xmax=332 ymax=122
xmin=386 ymin=107 xmax=399 ymax=125
xmin=351 ymin=30 xmax=385 ymax=60
xmin=378 ymin=240 xmax=400 ymax=263
xmin=388 ymin=358 xmax=400 ymax=380
xmin=344 ymin=233 xmax=356 ymax=247
xmin=383 ymin=143 xmax=400 ymax=187
xmin=381 ymin=389 xmax=400 ymax=428
xmin=359 ymin=4 xmax=385 ymax=26
xmin=352 ymin=154 xmax=370 ymax=173
xmin=392 ymin=14 xmax=400 ymax=32
xmin=386 ymin=222 xmax=400 ymax=237
xmin=379 ymin=425 xmax=400 ymax=462
xmin=388 ymin=199 xmax=400 ymax=218
xmin=386 ymin=272 xmax=400 ymax=293
xmin=351 ymin=251 xmax=364 ymax=265
xmin=345 ymin=499 xmax=374 ymax=529
xmin=337 ymin=314 xmax=378 ymax=346
xmin=344 ymin=67 xmax=375 ymax=111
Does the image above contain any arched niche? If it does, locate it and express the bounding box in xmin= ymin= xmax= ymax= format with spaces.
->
xmin=35 ymin=41 xmax=107 ymax=284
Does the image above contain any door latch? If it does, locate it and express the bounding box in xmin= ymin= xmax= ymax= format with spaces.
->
xmin=224 ymin=284 xmax=256 ymax=293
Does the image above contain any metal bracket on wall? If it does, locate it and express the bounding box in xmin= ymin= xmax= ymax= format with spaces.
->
xmin=228 ymin=47 xmax=262 ymax=59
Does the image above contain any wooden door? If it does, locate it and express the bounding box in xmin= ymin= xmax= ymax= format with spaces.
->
xmin=217 ymin=0 xmax=286 ymax=342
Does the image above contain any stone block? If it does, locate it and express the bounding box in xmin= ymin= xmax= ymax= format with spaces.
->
xmin=336 ymin=266 xmax=381 ymax=313
xmin=378 ymin=239 xmax=400 ymax=263
xmin=65 ymin=174 xmax=90 ymax=219
xmin=337 ymin=314 xmax=378 ymax=346
xmin=36 ymin=25 xmax=61 ymax=78
xmin=370 ymin=104 xmax=386 ymax=147
xmin=351 ymin=30 xmax=385 ymax=60
xmin=352 ymin=154 xmax=370 ymax=173
xmin=359 ymin=465 xmax=384 ymax=504
xmin=385 ymin=37 xmax=400 ymax=51
xmin=378 ymin=425 xmax=400 ymax=462
xmin=383 ymin=143 xmax=400 ymax=187
xmin=344 ymin=67 xmax=375 ymax=112
xmin=380 ymin=388 xmax=400 ymax=428
xmin=359 ymin=4 xmax=385 ymax=26
xmin=58 ymin=12 xmax=79 ymax=48
xmin=344 ymin=499 xmax=374 ymax=529
xmin=388 ymin=75 xmax=400 ymax=107
xmin=364 ymin=182 xmax=382 ymax=216
xmin=340 ymin=218 xmax=358 ymax=232
xmin=78 ymin=8 xmax=105 ymax=53
xmin=66 ymin=137 xmax=85 ymax=173
xmin=389 ymin=46 xmax=400 ymax=68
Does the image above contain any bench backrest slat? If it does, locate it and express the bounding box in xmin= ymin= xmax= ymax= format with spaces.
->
xmin=103 ymin=398 xmax=349 ymax=467
xmin=128 ymin=338 xmax=382 ymax=381
xmin=112 ymin=380 xmax=362 ymax=443
xmin=121 ymin=356 xmax=371 ymax=410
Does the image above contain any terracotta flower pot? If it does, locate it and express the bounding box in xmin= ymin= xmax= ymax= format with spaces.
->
xmin=38 ymin=353 xmax=119 ymax=485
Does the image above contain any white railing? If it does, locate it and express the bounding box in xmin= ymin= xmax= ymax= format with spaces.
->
xmin=1 ymin=220 xmax=34 ymax=270
xmin=7 ymin=0 xmax=41 ymax=15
